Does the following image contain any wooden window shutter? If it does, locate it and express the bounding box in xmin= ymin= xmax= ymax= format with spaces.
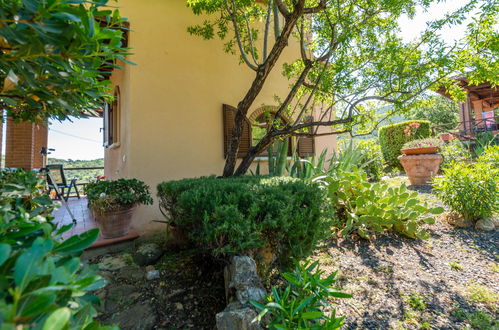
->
xmin=297 ymin=116 xmax=315 ymax=157
xmin=223 ymin=104 xmax=251 ymax=158
xmin=103 ymin=102 xmax=111 ymax=147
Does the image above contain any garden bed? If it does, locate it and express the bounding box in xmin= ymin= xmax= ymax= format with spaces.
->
xmin=88 ymin=176 xmax=497 ymax=329
xmin=87 ymin=244 xmax=226 ymax=329
xmin=316 ymin=176 xmax=498 ymax=329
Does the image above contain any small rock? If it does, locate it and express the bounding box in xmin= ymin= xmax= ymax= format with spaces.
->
xmin=444 ymin=212 xmax=473 ymax=228
xmin=216 ymin=307 xmax=262 ymax=330
xmin=146 ymin=269 xmax=160 ymax=280
xmin=113 ymin=302 xmax=158 ymax=330
xmin=98 ymin=255 xmax=129 ymax=271
xmin=118 ymin=265 xmax=143 ymax=282
xmin=133 ymin=243 xmax=163 ymax=266
xmin=175 ymin=302 xmax=184 ymax=310
xmin=475 ymin=218 xmax=495 ymax=231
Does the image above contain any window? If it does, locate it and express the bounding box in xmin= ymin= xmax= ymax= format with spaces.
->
xmin=103 ymin=86 xmax=120 ymax=148
xmin=222 ymin=104 xmax=315 ymax=158
xmin=251 ymin=112 xmax=292 ymax=156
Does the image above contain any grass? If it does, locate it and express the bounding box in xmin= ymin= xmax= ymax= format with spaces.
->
xmin=449 ymin=261 xmax=463 ymax=271
xmin=452 ymin=308 xmax=498 ymax=330
xmin=489 ymin=262 xmax=499 ymax=272
xmin=466 ymin=285 xmax=499 ymax=311
xmin=398 ymin=293 xmax=434 ymax=329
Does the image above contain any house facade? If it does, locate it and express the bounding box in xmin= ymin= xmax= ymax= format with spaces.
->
xmin=3 ymin=0 xmax=337 ymax=234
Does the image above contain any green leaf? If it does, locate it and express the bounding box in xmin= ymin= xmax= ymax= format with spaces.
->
xmin=301 ymin=311 xmax=323 ymax=319
xmin=0 ymin=244 xmax=11 ymax=266
xmin=18 ymin=294 xmax=56 ymax=318
xmin=429 ymin=207 xmax=444 ymax=214
xmin=54 ymin=228 xmax=99 ymax=253
xmin=14 ymin=238 xmax=53 ymax=291
xmin=43 ymin=307 xmax=71 ymax=330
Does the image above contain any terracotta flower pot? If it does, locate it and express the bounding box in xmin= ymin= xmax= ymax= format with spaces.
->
xmin=400 ymin=146 xmax=439 ymax=155
xmin=93 ymin=206 xmax=135 ymax=239
xmin=439 ymin=133 xmax=454 ymax=142
xmin=398 ymin=154 xmax=443 ymax=185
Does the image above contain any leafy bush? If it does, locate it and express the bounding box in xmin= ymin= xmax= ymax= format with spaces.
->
xmin=0 ymin=170 xmax=112 ymax=329
xmin=434 ymin=161 xmax=498 ymax=221
xmin=318 ymin=169 xmax=443 ymax=239
xmin=440 ymin=140 xmax=472 ymax=168
xmin=378 ymin=120 xmax=431 ymax=168
xmin=251 ymin=260 xmax=350 ymax=329
xmin=402 ymin=137 xmax=443 ymax=150
xmin=157 ymin=176 xmax=332 ymax=268
xmin=477 ymin=145 xmax=499 ymax=169
xmin=474 ymin=132 xmax=499 ymax=156
xmin=85 ymin=178 xmax=153 ymax=213
xmin=355 ymin=139 xmax=384 ymax=181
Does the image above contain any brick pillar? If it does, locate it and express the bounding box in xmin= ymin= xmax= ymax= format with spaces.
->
xmin=33 ymin=124 xmax=48 ymax=168
xmin=5 ymin=118 xmax=48 ymax=170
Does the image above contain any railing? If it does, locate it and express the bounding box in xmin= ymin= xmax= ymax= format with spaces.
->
xmin=62 ymin=166 xmax=105 ymax=187
xmin=64 ymin=167 xmax=104 ymax=171
xmin=432 ymin=117 xmax=498 ymax=140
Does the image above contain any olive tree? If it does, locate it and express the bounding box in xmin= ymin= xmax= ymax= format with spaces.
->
xmin=187 ymin=0 xmax=498 ymax=176
xmin=0 ymin=0 xmax=129 ymax=122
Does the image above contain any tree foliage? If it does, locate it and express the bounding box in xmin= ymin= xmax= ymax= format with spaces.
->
xmin=187 ymin=0 xmax=498 ymax=176
xmin=0 ymin=0 xmax=130 ymax=122
xmin=407 ymin=95 xmax=460 ymax=130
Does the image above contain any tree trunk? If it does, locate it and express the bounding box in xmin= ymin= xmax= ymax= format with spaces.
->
xmin=234 ymin=134 xmax=275 ymax=176
xmin=222 ymin=8 xmax=303 ymax=177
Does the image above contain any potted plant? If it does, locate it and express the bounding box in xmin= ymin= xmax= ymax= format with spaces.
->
xmin=400 ymin=138 xmax=443 ymax=155
xmin=398 ymin=138 xmax=444 ymax=185
xmin=85 ymin=178 xmax=153 ymax=238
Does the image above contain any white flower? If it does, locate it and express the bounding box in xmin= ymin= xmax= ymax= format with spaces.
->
xmin=99 ymin=193 xmax=106 ymax=198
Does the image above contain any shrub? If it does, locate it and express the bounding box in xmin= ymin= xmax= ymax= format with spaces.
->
xmin=318 ymin=168 xmax=443 ymax=239
xmin=474 ymin=132 xmax=499 ymax=156
xmin=433 ymin=162 xmax=498 ymax=221
xmin=477 ymin=145 xmax=499 ymax=169
xmin=85 ymin=178 xmax=153 ymax=213
xmin=251 ymin=260 xmax=350 ymax=329
xmin=0 ymin=170 xmax=111 ymax=329
xmin=157 ymin=176 xmax=332 ymax=268
xmin=440 ymin=140 xmax=472 ymax=168
xmin=355 ymin=139 xmax=385 ymax=181
xmin=378 ymin=120 xmax=431 ymax=168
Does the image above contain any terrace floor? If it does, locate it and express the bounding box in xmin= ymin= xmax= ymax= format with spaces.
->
xmin=52 ymin=197 xmax=139 ymax=248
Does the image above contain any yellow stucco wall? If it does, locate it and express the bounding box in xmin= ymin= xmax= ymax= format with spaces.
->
xmin=105 ymin=0 xmax=337 ymax=233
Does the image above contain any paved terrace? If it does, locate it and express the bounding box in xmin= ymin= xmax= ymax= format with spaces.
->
xmin=52 ymin=197 xmax=139 ymax=248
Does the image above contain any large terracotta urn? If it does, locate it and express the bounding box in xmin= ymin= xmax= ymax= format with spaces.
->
xmin=398 ymin=154 xmax=443 ymax=185
xmin=93 ymin=207 xmax=135 ymax=238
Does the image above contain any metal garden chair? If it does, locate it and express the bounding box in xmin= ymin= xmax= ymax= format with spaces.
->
xmin=46 ymin=164 xmax=80 ymax=201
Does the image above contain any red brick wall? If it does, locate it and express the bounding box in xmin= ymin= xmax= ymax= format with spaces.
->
xmin=33 ymin=123 xmax=48 ymax=168
xmin=5 ymin=119 xmax=48 ymax=170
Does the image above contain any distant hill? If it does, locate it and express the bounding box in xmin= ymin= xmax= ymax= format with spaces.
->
xmin=48 ymin=158 xmax=104 ymax=183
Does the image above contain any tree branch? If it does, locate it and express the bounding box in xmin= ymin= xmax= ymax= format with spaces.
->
xmin=274 ymin=0 xmax=290 ymax=17
xmin=303 ymin=0 xmax=327 ymax=14
xmin=225 ymin=0 xmax=258 ymax=71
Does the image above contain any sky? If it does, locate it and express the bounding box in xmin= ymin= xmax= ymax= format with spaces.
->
xmin=47 ymin=117 xmax=103 ymax=160
xmin=46 ymin=0 xmax=475 ymax=160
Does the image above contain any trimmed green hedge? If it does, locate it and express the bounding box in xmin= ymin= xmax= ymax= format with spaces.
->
xmin=378 ymin=120 xmax=431 ymax=168
xmin=157 ymin=176 xmax=333 ymax=268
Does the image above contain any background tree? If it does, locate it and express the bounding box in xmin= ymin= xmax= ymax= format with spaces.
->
xmin=187 ymin=0 xmax=498 ymax=176
xmin=0 ymin=0 xmax=129 ymax=122
xmin=407 ymin=95 xmax=460 ymax=130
